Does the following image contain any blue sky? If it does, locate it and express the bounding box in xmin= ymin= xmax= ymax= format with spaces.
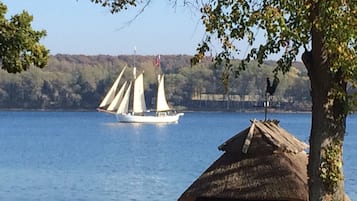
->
xmin=3 ymin=0 xmax=206 ymax=56
xmin=2 ymin=1 xmax=303 ymax=61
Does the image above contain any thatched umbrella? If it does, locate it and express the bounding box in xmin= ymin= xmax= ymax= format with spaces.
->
xmin=178 ymin=120 xmax=309 ymax=201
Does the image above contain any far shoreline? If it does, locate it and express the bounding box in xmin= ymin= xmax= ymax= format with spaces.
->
xmin=0 ymin=108 xmax=313 ymax=114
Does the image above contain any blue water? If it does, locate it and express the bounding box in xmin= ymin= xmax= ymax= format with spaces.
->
xmin=0 ymin=112 xmax=355 ymax=201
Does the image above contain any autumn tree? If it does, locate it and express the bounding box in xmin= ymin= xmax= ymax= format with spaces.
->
xmin=91 ymin=1 xmax=357 ymax=200
xmin=0 ymin=2 xmax=48 ymax=73
xmin=195 ymin=2 xmax=356 ymax=201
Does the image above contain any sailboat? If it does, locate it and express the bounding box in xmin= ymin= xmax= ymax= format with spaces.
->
xmin=98 ymin=66 xmax=184 ymax=123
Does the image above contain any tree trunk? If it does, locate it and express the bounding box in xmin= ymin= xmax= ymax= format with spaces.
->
xmin=302 ymin=27 xmax=347 ymax=201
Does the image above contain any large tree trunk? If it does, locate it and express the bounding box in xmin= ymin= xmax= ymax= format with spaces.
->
xmin=302 ymin=27 xmax=347 ymax=201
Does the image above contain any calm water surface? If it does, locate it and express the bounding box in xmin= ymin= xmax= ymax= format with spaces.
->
xmin=0 ymin=112 xmax=355 ymax=201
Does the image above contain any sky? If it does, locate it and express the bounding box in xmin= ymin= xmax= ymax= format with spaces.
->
xmin=2 ymin=0 xmax=303 ymax=61
xmin=2 ymin=0 xmax=206 ymax=56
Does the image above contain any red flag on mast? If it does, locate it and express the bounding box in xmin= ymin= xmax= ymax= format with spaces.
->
xmin=154 ymin=55 xmax=160 ymax=67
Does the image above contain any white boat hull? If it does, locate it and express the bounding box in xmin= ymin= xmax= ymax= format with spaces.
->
xmin=116 ymin=113 xmax=184 ymax=123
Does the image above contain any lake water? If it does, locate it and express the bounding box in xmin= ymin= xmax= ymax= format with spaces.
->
xmin=0 ymin=111 xmax=355 ymax=201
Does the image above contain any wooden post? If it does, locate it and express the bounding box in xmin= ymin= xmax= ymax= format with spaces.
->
xmin=264 ymin=93 xmax=269 ymax=121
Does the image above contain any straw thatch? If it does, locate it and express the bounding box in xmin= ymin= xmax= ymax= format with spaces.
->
xmin=178 ymin=120 xmax=309 ymax=201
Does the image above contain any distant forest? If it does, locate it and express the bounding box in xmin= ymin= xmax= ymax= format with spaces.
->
xmin=0 ymin=54 xmax=313 ymax=111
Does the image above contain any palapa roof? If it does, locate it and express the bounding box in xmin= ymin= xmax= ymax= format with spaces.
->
xmin=178 ymin=120 xmax=309 ymax=201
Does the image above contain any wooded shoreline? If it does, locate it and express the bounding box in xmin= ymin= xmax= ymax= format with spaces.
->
xmin=0 ymin=54 xmax=323 ymax=112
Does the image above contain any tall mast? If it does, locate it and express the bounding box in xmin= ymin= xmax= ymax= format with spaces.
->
xmin=155 ymin=54 xmax=161 ymax=81
xmin=133 ymin=46 xmax=137 ymax=79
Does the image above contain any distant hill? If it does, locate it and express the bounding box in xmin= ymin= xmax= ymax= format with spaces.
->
xmin=0 ymin=54 xmax=311 ymax=111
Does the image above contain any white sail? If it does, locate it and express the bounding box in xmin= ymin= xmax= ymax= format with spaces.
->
xmin=156 ymin=75 xmax=171 ymax=112
xmin=99 ymin=66 xmax=126 ymax=108
xmin=98 ymin=61 xmax=183 ymax=123
xmin=133 ymin=73 xmax=147 ymax=113
xmin=107 ymin=81 xmax=127 ymax=111
xmin=117 ymin=82 xmax=132 ymax=114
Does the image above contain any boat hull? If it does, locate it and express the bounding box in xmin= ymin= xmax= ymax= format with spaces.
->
xmin=116 ymin=113 xmax=184 ymax=123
